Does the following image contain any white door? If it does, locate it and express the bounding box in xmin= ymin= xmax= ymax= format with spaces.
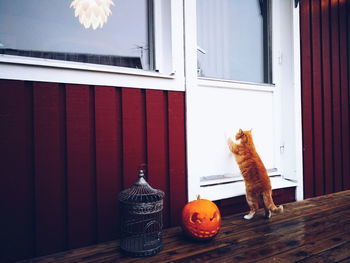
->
xmin=184 ymin=0 xmax=303 ymax=201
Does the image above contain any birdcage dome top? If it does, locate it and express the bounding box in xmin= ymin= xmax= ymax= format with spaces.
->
xmin=118 ymin=170 xmax=164 ymax=204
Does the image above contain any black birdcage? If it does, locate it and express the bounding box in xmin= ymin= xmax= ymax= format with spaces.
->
xmin=118 ymin=169 xmax=165 ymax=257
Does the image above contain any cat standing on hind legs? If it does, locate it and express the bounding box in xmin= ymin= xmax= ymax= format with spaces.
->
xmin=228 ymin=129 xmax=283 ymax=220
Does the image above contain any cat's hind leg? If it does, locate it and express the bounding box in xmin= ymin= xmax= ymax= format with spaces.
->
xmin=264 ymin=207 xmax=272 ymax=218
xmin=244 ymin=211 xmax=256 ymax=220
xmin=262 ymin=191 xmax=283 ymax=219
xmin=262 ymin=195 xmax=272 ymax=218
xmin=244 ymin=197 xmax=259 ymax=220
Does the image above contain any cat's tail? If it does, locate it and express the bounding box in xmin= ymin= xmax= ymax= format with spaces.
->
xmin=262 ymin=191 xmax=284 ymax=214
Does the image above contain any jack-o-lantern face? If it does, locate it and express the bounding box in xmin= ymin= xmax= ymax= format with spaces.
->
xmin=181 ymin=196 xmax=221 ymax=240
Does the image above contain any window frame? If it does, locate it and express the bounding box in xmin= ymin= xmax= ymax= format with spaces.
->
xmin=0 ymin=0 xmax=185 ymax=92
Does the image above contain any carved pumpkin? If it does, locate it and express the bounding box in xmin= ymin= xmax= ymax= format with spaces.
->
xmin=181 ymin=195 xmax=221 ymax=240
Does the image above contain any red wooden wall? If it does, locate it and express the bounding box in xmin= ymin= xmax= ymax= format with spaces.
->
xmin=300 ymin=0 xmax=350 ymax=198
xmin=0 ymin=79 xmax=187 ymax=262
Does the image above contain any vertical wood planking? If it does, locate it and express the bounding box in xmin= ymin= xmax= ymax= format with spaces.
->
xmin=0 ymin=80 xmax=35 ymax=262
xmin=330 ymin=0 xmax=342 ymax=192
xmin=339 ymin=0 xmax=350 ymax=190
xmin=300 ymin=0 xmax=315 ymax=198
xmin=145 ymin=90 xmax=170 ymax=227
xmin=121 ymin=88 xmax=147 ymax=188
xmin=321 ymin=0 xmax=334 ymax=194
xmin=33 ymin=82 xmax=67 ymax=255
xmin=345 ymin=0 xmax=350 ymax=189
xmin=95 ymin=86 xmax=122 ymax=242
xmin=301 ymin=0 xmax=350 ymax=196
xmin=66 ymin=84 xmax=96 ymax=248
xmin=0 ymin=80 xmax=189 ymax=262
xmin=311 ymin=0 xmax=324 ymax=196
xmin=168 ymin=92 xmax=187 ymax=226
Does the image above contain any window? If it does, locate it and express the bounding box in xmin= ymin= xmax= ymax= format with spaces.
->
xmin=196 ymin=0 xmax=271 ymax=83
xmin=0 ymin=0 xmax=153 ymax=70
xmin=0 ymin=0 xmax=184 ymax=91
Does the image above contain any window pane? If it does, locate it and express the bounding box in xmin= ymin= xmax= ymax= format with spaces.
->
xmin=0 ymin=0 xmax=152 ymax=70
xmin=197 ymin=0 xmax=270 ymax=83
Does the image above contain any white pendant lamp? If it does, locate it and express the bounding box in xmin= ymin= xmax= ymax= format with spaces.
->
xmin=70 ymin=0 xmax=114 ymax=30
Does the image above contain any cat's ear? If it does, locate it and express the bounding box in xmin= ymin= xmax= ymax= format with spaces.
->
xmin=236 ymin=129 xmax=244 ymax=140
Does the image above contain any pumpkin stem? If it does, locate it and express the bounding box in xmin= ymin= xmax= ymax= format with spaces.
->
xmin=197 ymin=194 xmax=201 ymax=200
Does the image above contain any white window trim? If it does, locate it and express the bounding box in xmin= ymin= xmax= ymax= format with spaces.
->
xmin=200 ymin=168 xmax=280 ymax=187
xmin=0 ymin=0 xmax=185 ymax=92
xmin=200 ymin=176 xmax=298 ymax=202
xmin=185 ymin=0 xmax=303 ymax=202
xmin=198 ymin=77 xmax=276 ymax=92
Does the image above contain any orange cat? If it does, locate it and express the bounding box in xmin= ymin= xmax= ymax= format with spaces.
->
xmin=228 ymin=129 xmax=283 ymax=219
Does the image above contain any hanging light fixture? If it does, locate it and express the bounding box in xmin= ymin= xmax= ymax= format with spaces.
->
xmin=70 ymin=0 xmax=114 ymax=30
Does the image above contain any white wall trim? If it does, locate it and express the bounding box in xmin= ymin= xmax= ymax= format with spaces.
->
xmin=292 ymin=4 xmax=304 ymax=201
xmin=199 ymin=176 xmax=298 ymax=202
xmin=198 ymin=78 xmax=275 ymax=92
xmin=0 ymin=54 xmax=184 ymax=91
xmin=184 ymin=0 xmax=201 ymax=202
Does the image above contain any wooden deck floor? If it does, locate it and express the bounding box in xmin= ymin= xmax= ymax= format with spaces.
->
xmin=20 ymin=190 xmax=350 ymax=263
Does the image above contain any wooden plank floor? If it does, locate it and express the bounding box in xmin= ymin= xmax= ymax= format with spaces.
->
xmin=19 ymin=190 xmax=350 ymax=263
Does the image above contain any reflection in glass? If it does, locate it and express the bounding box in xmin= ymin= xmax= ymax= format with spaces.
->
xmin=0 ymin=0 xmax=152 ymax=70
xmin=197 ymin=0 xmax=271 ymax=83
xmin=70 ymin=0 xmax=115 ymax=30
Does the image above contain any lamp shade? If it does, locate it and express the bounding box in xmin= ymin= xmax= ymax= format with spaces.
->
xmin=70 ymin=0 xmax=114 ymax=30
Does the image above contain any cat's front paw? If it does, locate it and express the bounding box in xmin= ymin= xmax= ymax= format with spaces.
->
xmin=228 ymin=138 xmax=237 ymax=153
